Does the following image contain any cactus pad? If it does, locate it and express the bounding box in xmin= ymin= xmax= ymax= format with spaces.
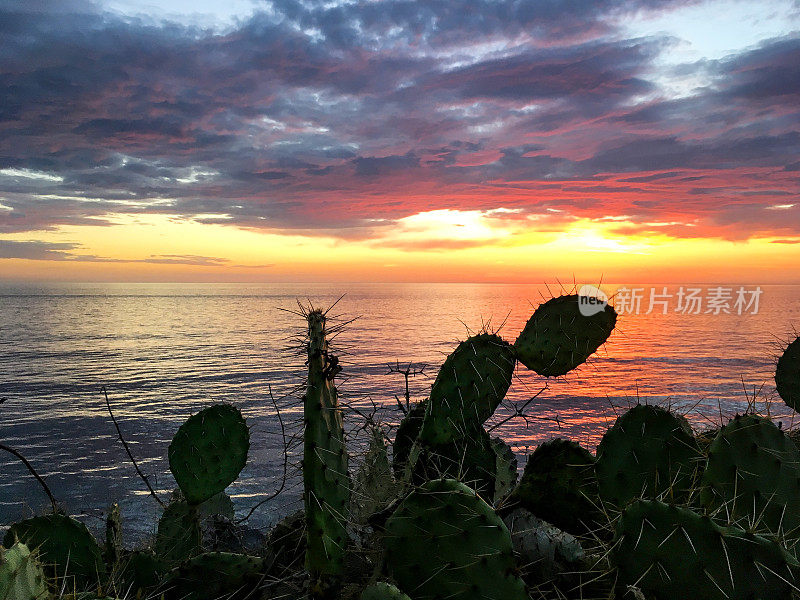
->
xmin=511 ymin=438 xmax=600 ymax=534
xmin=776 ymin=335 xmax=800 ymax=412
xmin=595 ymin=404 xmax=701 ymax=507
xmin=700 ymin=413 xmax=800 ymax=539
xmin=361 ymin=581 xmax=411 ymax=600
xmin=409 ymin=426 xmax=498 ymax=499
xmin=514 ymin=294 xmax=616 ymax=377
xmin=153 ymin=500 xmax=201 ymax=565
xmin=384 ymin=478 xmax=527 ymax=600
xmin=420 ymin=333 xmax=516 ymax=444
xmin=392 ymin=400 xmax=426 ymax=479
xmin=4 ymin=513 xmax=105 ymax=586
xmin=167 ymin=552 xmax=266 ymax=600
xmin=168 ymin=403 xmax=249 ymax=505
xmin=0 ymin=542 xmax=49 ymax=600
xmin=614 ymin=500 xmax=800 ymax=600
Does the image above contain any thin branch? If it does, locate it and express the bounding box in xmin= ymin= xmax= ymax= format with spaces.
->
xmin=0 ymin=442 xmax=58 ymax=513
xmin=103 ymin=386 xmax=166 ymax=507
xmin=237 ymin=385 xmax=289 ymax=523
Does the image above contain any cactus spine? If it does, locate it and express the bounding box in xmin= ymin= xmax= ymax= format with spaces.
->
xmin=303 ymin=309 xmax=350 ymax=599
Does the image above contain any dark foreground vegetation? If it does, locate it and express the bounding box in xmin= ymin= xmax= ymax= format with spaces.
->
xmin=2 ymin=295 xmax=800 ymax=600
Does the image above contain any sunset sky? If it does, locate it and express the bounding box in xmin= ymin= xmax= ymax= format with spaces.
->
xmin=0 ymin=0 xmax=798 ymax=283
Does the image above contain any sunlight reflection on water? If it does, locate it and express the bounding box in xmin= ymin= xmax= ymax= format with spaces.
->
xmin=1 ymin=282 xmax=799 ymax=540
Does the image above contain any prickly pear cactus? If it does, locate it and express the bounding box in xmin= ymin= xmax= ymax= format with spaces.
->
xmin=352 ymin=426 xmax=398 ymax=525
xmin=361 ymin=581 xmax=411 ymax=600
xmin=167 ymin=552 xmax=266 ymax=600
xmin=384 ymin=478 xmax=528 ymax=600
xmin=491 ymin=436 xmax=517 ymax=505
xmin=595 ymin=404 xmax=701 ymax=507
xmin=614 ymin=500 xmax=800 ymax=600
xmin=303 ymin=309 xmax=350 ymax=598
xmin=153 ymin=500 xmax=201 ymax=565
xmin=168 ymin=403 xmax=249 ymax=506
xmin=776 ymin=335 xmax=800 ymax=412
xmin=419 ymin=333 xmax=516 ymax=444
xmin=700 ymin=413 xmax=800 ymax=539
xmin=408 ymin=425 xmax=498 ymax=499
xmin=510 ymin=438 xmax=600 ymax=534
xmin=0 ymin=542 xmax=49 ymax=600
xmin=514 ymin=294 xmax=616 ymax=377
xmin=4 ymin=513 xmax=105 ymax=586
xmin=105 ymin=502 xmax=122 ymax=570
xmin=392 ymin=400 xmax=426 ymax=479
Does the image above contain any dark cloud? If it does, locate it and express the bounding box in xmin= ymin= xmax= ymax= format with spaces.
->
xmin=0 ymin=0 xmax=797 ymax=243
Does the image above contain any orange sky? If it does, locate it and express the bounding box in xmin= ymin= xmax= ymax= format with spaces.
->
xmin=3 ymin=211 xmax=799 ymax=283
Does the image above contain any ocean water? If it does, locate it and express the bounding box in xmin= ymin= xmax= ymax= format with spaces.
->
xmin=1 ymin=282 xmax=799 ymax=541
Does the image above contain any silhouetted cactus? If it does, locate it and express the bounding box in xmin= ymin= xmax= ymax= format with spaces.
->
xmin=419 ymin=333 xmax=516 ymax=445
xmin=4 ymin=513 xmax=105 ymax=587
xmin=595 ymin=404 xmax=701 ymax=507
xmin=514 ymin=294 xmax=617 ymax=377
xmin=168 ymin=403 xmax=249 ymax=506
xmin=510 ymin=438 xmax=600 ymax=535
xmin=701 ymin=413 xmax=800 ymax=539
xmin=384 ymin=478 xmax=527 ymax=600
xmin=303 ymin=309 xmax=350 ymax=599
xmin=614 ymin=499 xmax=800 ymax=600
xmin=777 ymin=335 xmax=800 ymax=412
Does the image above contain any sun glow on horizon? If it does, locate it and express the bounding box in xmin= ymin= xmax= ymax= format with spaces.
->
xmin=2 ymin=210 xmax=800 ymax=284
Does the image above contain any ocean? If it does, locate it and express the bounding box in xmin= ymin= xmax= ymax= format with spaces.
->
xmin=1 ymin=282 xmax=799 ymax=541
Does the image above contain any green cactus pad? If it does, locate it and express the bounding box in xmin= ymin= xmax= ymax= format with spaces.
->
xmin=595 ymin=404 xmax=701 ymax=507
xmin=420 ymin=333 xmax=516 ymax=444
xmin=361 ymin=581 xmax=411 ymax=600
xmin=776 ymin=336 xmax=800 ymax=412
xmin=514 ymin=294 xmax=616 ymax=377
xmin=409 ymin=425 xmax=498 ymax=499
xmin=153 ymin=500 xmax=201 ymax=565
xmin=0 ymin=542 xmax=49 ymax=600
xmin=491 ymin=436 xmax=518 ymax=505
xmin=614 ymin=500 xmax=800 ymax=600
xmin=168 ymin=403 xmax=249 ymax=506
xmin=700 ymin=413 xmax=800 ymax=539
xmin=392 ymin=400 xmax=427 ymax=479
xmin=384 ymin=478 xmax=528 ymax=600
xmin=167 ymin=552 xmax=266 ymax=600
xmin=511 ymin=438 xmax=601 ymax=534
xmin=4 ymin=513 xmax=105 ymax=586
